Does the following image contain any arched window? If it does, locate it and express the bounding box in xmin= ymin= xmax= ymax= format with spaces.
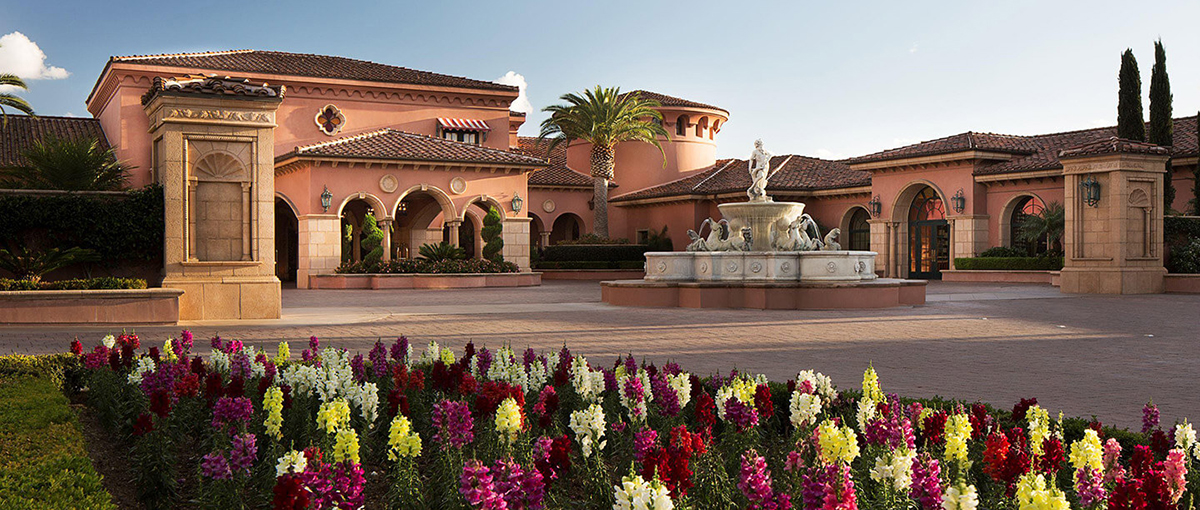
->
xmin=848 ymin=208 xmax=871 ymax=251
xmin=696 ymin=117 xmax=708 ymax=137
xmin=908 ymin=187 xmax=946 ymax=221
xmin=675 ymin=115 xmax=690 ymax=137
xmin=709 ymin=120 xmax=720 ymax=139
xmin=1010 ymin=196 xmax=1046 ymax=255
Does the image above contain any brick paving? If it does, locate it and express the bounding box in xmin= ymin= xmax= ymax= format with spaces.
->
xmin=3 ymin=281 xmax=1197 ymax=429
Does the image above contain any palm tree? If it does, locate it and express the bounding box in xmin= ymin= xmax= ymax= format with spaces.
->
xmin=0 ymin=73 xmax=35 ymax=126
xmin=1 ymin=136 xmax=130 ymax=190
xmin=1017 ymin=201 xmax=1065 ymax=255
xmin=539 ymin=87 xmax=669 ymax=238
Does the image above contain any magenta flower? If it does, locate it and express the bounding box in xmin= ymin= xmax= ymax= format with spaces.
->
xmin=369 ymin=340 xmax=389 ymax=379
xmin=201 ymin=452 xmax=232 ymax=480
xmin=391 ymin=336 xmax=408 ymax=362
xmin=212 ymin=396 xmax=254 ymax=431
xmin=726 ymin=398 xmax=760 ymax=431
xmin=910 ymin=453 xmax=943 ymax=510
xmin=432 ymin=400 xmax=475 ymax=449
xmin=740 ymin=450 xmax=792 ymax=510
xmin=651 ymin=373 xmax=681 ymax=417
xmin=1075 ymin=467 xmax=1107 ymax=507
xmin=634 ymin=428 xmax=659 ymax=462
xmin=1142 ymin=402 xmax=1160 ymax=434
xmin=229 ymin=433 xmax=257 ymax=476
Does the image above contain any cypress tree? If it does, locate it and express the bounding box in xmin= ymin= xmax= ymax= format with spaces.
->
xmin=1117 ymin=49 xmax=1145 ymax=141
xmin=1148 ymin=39 xmax=1174 ymax=209
xmin=481 ymin=206 xmax=504 ymax=262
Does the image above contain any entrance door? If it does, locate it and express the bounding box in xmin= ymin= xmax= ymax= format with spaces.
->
xmin=910 ymin=220 xmax=949 ymax=279
xmin=907 ymin=186 xmax=949 ymax=279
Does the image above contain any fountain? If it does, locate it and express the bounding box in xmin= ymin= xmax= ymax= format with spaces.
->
xmin=600 ymin=140 xmax=926 ymax=309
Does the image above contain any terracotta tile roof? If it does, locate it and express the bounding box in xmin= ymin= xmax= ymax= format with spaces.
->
xmin=621 ymin=90 xmax=728 ymax=113
xmin=112 ymin=50 xmax=515 ymax=92
xmin=845 ymin=132 xmax=1040 ymax=165
xmin=0 ymin=115 xmax=110 ymax=168
xmin=279 ymin=129 xmax=546 ymax=167
xmin=611 ymin=155 xmax=869 ymax=202
xmin=1058 ymin=137 xmax=1170 ymax=159
xmin=140 ymin=74 xmax=284 ymax=105
xmin=512 ymin=137 xmax=602 ymax=188
xmin=976 ymin=115 xmax=1197 ymax=175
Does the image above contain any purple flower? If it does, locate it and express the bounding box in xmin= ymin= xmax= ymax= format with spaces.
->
xmin=308 ymin=336 xmax=320 ymax=352
xmin=351 ymin=354 xmax=366 ymax=383
xmin=651 ymin=373 xmax=681 ymax=416
xmin=211 ymin=335 xmax=223 ymax=350
xmin=725 ymin=398 xmax=759 ymax=431
xmin=179 ymin=330 xmax=194 ymax=351
xmin=432 ymin=400 xmax=474 ymax=449
xmin=229 ymin=433 xmax=257 ymax=476
xmin=1143 ymin=402 xmax=1160 ymax=434
xmin=523 ymin=348 xmax=537 ymax=371
xmin=741 ymin=450 xmax=792 ymax=510
xmin=460 ymin=460 xmax=503 ymax=509
xmin=369 ymin=340 xmax=389 ymax=379
xmin=476 ymin=348 xmax=493 ymax=375
xmin=390 ymin=336 xmax=408 ymax=362
xmin=211 ymin=396 xmax=253 ymax=431
xmin=801 ymin=463 xmax=850 ymax=510
xmin=910 ymin=453 xmax=943 ymax=509
xmin=1076 ymin=467 xmax=1107 ymax=507
xmin=230 ymin=351 xmax=252 ymax=380
xmin=201 ymin=452 xmax=232 ymax=480
xmin=634 ymin=428 xmax=659 ymax=462
xmin=602 ymin=369 xmax=617 ymax=392
xmin=623 ymin=355 xmax=637 ymax=375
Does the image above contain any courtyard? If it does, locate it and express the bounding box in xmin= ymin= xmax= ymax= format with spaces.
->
xmin=3 ymin=280 xmax=1195 ymax=429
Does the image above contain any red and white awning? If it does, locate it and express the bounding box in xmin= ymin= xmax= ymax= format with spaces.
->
xmin=437 ymin=118 xmax=491 ymax=131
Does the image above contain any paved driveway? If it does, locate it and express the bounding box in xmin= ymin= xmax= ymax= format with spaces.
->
xmin=3 ymin=281 xmax=1196 ymax=429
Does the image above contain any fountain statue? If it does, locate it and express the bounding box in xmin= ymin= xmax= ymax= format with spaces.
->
xmin=748 ymin=139 xmax=772 ymax=202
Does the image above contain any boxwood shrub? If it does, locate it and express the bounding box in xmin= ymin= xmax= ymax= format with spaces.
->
xmin=0 ymin=184 xmax=164 ymax=262
xmin=0 ymin=277 xmax=147 ymax=291
xmin=1165 ymin=216 xmax=1200 ymax=273
xmin=539 ymin=244 xmax=649 ymax=262
xmin=953 ymin=256 xmax=1064 ymax=271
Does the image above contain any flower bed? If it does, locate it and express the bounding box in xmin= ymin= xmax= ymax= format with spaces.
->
xmin=65 ymin=333 xmax=1199 ymax=510
xmin=336 ymin=258 xmax=519 ymax=274
xmin=0 ymin=276 xmax=147 ymax=291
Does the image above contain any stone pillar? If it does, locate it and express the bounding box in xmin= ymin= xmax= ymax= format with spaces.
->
xmin=379 ymin=219 xmax=393 ymax=262
xmin=539 ymin=231 xmax=551 ymax=249
xmin=446 ymin=220 xmax=462 ymax=248
xmin=297 ymin=214 xmax=340 ymax=289
xmin=889 ymin=222 xmax=900 ymax=278
xmin=1059 ymin=139 xmax=1170 ymax=294
xmin=947 ymin=218 xmax=957 ymax=270
xmin=952 ymin=214 xmax=990 ymax=260
xmin=143 ymin=77 xmax=284 ymax=319
xmin=868 ymin=219 xmax=890 ymax=277
xmin=502 ymin=217 xmax=532 ymax=270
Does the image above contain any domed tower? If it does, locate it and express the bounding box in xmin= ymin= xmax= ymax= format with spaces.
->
xmin=565 ymin=90 xmax=728 ymax=195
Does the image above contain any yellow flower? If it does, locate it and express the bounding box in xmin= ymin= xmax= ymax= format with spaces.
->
xmin=1027 ymin=405 xmax=1050 ymax=456
xmin=439 ymin=347 xmax=456 ymax=365
xmin=1016 ymin=473 xmax=1070 ymax=510
xmin=917 ymin=408 xmax=936 ymax=431
xmin=163 ymin=338 xmax=176 ymax=362
xmin=276 ymin=342 xmax=290 ymax=365
xmin=333 ymin=428 xmax=360 ymax=464
xmin=817 ymin=420 xmax=860 ymax=465
xmin=862 ymin=364 xmax=884 ymax=403
xmin=317 ymin=399 xmax=351 ymax=434
xmin=387 ymin=415 xmax=422 ymax=460
xmin=945 ymin=413 xmax=973 ymax=467
xmin=1068 ymin=429 xmax=1104 ymax=472
xmin=495 ymin=397 xmax=523 ymax=444
xmin=264 ymin=386 xmax=284 ymax=440
xmin=731 ymin=377 xmax=755 ymax=404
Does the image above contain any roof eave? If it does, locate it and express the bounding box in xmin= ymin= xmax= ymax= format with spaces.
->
xmin=275 ymin=153 xmax=546 ymax=171
xmin=849 ymin=150 xmax=1019 ymax=171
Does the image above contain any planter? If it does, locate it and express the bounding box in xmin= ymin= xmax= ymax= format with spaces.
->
xmin=1165 ymin=273 xmax=1200 ymax=293
xmin=539 ymin=269 xmax=646 ymax=280
xmin=309 ymin=272 xmax=541 ymax=289
xmin=0 ymin=288 xmax=183 ymax=325
xmin=941 ymin=270 xmax=1056 ymax=284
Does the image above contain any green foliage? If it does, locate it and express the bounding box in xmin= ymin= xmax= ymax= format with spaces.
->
xmin=1017 ymin=201 xmax=1065 ymax=254
xmin=555 ymin=233 xmax=630 ymax=245
xmin=0 ymin=184 xmax=163 ymax=269
xmin=953 ymin=256 xmax=1064 ymax=271
xmin=0 ymin=353 xmax=82 ymax=390
xmin=2 ymin=136 xmax=131 ymax=191
xmin=1117 ymin=49 xmax=1146 ymax=141
xmin=337 ymin=257 xmax=519 ymax=274
xmin=1148 ymin=39 xmax=1174 ymax=208
xmin=481 ymin=207 xmax=504 ymax=262
xmin=540 ymin=243 xmax=648 ymax=262
xmin=0 ymin=372 xmax=116 ymax=509
xmin=1165 ymin=216 xmax=1200 ymax=273
xmin=0 ymin=245 xmax=99 ymax=281
xmin=645 ymin=225 xmax=674 ymax=252
xmin=342 ymin=223 xmax=354 ymax=264
xmin=418 ymin=241 xmax=467 ymax=262
xmin=0 ymin=276 xmax=146 ymax=291
xmin=979 ymin=246 xmax=1025 ymax=258
xmin=0 ymin=73 xmax=34 ymax=123
xmin=361 ymin=213 xmax=385 ymax=264
xmin=534 ymin=260 xmax=645 ymax=270
xmin=1166 ymin=238 xmax=1200 ymax=273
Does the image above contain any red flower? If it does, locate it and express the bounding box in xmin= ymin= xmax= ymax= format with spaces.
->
xmin=695 ymin=391 xmax=716 ymax=430
xmin=148 ymin=346 xmax=160 ymax=363
xmin=922 ymin=410 xmax=948 ymax=445
xmin=118 ymin=333 xmax=140 ymax=350
xmin=1012 ymin=397 xmax=1037 ymax=422
xmin=225 ymin=376 xmax=245 ymax=398
xmin=387 ymin=389 xmax=409 ymax=418
xmin=108 ymin=350 xmax=121 ymax=371
xmin=132 ymin=412 xmax=155 ymax=436
xmin=969 ymin=403 xmax=992 ymax=438
xmin=204 ymin=372 xmax=224 ymax=401
xmin=272 ymin=473 xmax=310 ymax=510
xmin=536 ymin=434 xmax=573 ymax=484
xmin=120 ymin=344 xmax=134 ymax=369
xmin=70 ymin=339 xmax=83 ymax=356
xmin=150 ymin=389 xmax=172 ymax=418
xmin=983 ymin=431 xmax=1010 ymax=482
xmin=754 ymin=384 xmax=774 ymax=421
xmin=175 ymin=373 xmax=200 ymax=398
xmin=1037 ymin=437 xmax=1064 ymax=474
xmin=1150 ymin=429 xmax=1172 ymax=459
xmin=1109 ymin=477 xmax=1148 ymax=510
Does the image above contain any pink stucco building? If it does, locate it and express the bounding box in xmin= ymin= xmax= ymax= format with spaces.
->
xmin=5 ymin=48 xmax=1197 ymax=288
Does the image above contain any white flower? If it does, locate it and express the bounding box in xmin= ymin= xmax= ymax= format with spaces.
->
xmin=569 ymin=403 xmax=607 ymax=458
xmin=127 ymin=357 xmax=156 ymax=386
xmin=667 ymin=372 xmax=692 ymax=409
xmin=857 ymin=397 xmax=878 ymax=432
xmin=796 ymin=370 xmax=837 ymax=401
xmin=1176 ymin=420 xmax=1198 ymax=459
xmin=570 ymin=356 xmax=604 ymax=403
xmin=870 ymin=449 xmax=916 ymax=492
xmin=617 ymin=369 xmax=652 ymax=423
xmin=789 ymin=391 xmax=822 ymax=428
xmin=282 ymin=364 xmax=320 ymax=397
xmin=209 ymin=350 xmax=231 ymax=373
xmin=942 ymin=482 xmax=979 ymax=510
xmin=275 ymin=450 xmax=307 ymax=477
xmin=419 ymin=341 xmax=441 ymax=365
xmin=613 ymin=474 xmax=673 ymax=510
xmin=358 ymin=382 xmax=379 ymax=424
xmin=101 ymin=334 xmax=116 ymax=349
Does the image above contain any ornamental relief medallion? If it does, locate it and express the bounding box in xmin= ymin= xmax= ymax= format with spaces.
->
xmin=450 ymin=177 xmax=468 ymax=195
xmin=379 ymin=174 xmax=399 ymax=194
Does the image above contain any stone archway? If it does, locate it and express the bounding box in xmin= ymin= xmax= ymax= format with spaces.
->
xmin=274 ymin=195 xmax=299 ymax=283
xmin=840 ymin=206 xmax=872 ymax=252
xmin=1000 ymin=193 xmax=1046 ymax=254
xmin=891 ymin=181 xmax=951 ymax=279
xmin=550 ymin=213 xmax=584 ymax=244
xmin=394 ymin=188 xmax=456 ymax=259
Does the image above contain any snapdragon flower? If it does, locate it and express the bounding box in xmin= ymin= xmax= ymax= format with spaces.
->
xmin=817 ymin=420 xmax=860 ymax=465
xmin=789 ymin=389 xmax=822 ymax=429
xmin=276 ymin=450 xmax=307 ymax=477
xmin=1175 ymin=419 xmax=1197 ymax=460
xmin=614 ymin=472 xmax=674 ymax=510
xmin=333 ymin=428 xmax=360 ymax=464
xmin=1015 ymin=472 xmax=1069 ymax=510
xmin=862 ymin=364 xmax=884 ymax=403
xmin=570 ymin=356 xmax=604 ymax=403
xmin=317 ymin=399 xmax=351 ymax=434
xmin=387 ymin=415 xmax=422 ymax=460
xmin=495 ymin=396 xmax=523 ymax=444
xmin=569 ymin=403 xmax=607 ymax=458
xmin=275 ymin=341 xmax=290 ymax=365
xmin=944 ymin=413 xmax=972 ymax=467
xmin=1026 ymin=405 xmax=1051 ymax=456
xmin=127 ymin=357 xmax=156 ymax=386
xmin=942 ymin=482 xmax=979 ymax=510
xmin=870 ymin=448 xmax=916 ymax=492
xmin=1068 ymin=429 xmax=1103 ymax=472
xmin=264 ymin=386 xmax=284 ymax=440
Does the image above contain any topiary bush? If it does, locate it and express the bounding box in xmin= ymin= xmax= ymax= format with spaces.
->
xmin=481 ymin=207 xmax=504 ymax=262
xmin=953 ymin=256 xmax=1064 ymax=271
xmin=361 ymin=214 xmax=385 ymax=264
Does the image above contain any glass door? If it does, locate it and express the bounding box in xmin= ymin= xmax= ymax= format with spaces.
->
xmin=910 ymin=220 xmax=949 ymax=279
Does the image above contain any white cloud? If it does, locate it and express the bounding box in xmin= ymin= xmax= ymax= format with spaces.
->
xmin=0 ymin=32 xmax=69 ymax=93
xmin=909 ymin=43 xmax=919 ymax=54
xmin=495 ymin=71 xmax=532 ymax=114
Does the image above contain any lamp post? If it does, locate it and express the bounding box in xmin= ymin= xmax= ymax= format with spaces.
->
xmin=951 ymin=189 xmax=966 ymax=214
xmin=511 ymin=192 xmax=523 ymax=213
xmin=320 ymin=186 xmax=333 ymax=212
xmin=867 ymin=195 xmax=882 ymax=217
xmin=1079 ymin=176 xmax=1101 ymax=207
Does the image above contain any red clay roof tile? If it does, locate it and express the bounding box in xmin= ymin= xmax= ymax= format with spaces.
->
xmin=0 ymin=115 xmax=110 ymax=168
xmin=279 ymin=129 xmax=546 ymax=167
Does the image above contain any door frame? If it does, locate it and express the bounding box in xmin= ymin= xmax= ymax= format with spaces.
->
xmin=909 ymin=219 xmax=949 ymax=279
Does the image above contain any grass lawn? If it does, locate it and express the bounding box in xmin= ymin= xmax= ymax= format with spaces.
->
xmin=0 ymin=372 xmax=115 ymax=509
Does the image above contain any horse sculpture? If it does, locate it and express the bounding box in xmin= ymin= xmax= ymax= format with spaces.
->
xmin=821 ymin=228 xmax=842 ymax=251
xmin=687 ymin=218 xmax=738 ymax=252
xmin=771 ymin=214 xmax=823 ymax=251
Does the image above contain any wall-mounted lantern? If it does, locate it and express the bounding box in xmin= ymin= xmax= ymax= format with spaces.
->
xmin=951 ymin=188 xmax=966 ymax=214
xmin=320 ymin=186 xmax=333 ymax=212
xmin=511 ymin=192 xmax=524 ymax=213
xmin=1079 ymin=175 xmax=1101 ymax=207
xmin=867 ymin=195 xmax=882 ymax=217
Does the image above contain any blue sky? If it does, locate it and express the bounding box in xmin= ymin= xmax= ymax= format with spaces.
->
xmin=4 ymin=0 xmax=1199 ymax=159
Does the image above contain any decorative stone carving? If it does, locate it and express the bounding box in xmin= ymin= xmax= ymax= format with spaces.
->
xmin=821 ymin=228 xmax=842 ymax=251
xmin=770 ymin=214 xmax=823 ymax=251
xmin=541 ymin=199 xmax=555 ymax=213
xmin=379 ymin=174 xmax=398 ymax=193
xmin=826 ymin=261 xmax=838 ymax=273
xmin=750 ymin=262 xmax=763 ymax=273
xmin=165 ymin=109 xmax=273 ymax=123
xmin=450 ymin=177 xmax=467 ymax=195
xmin=315 ymin=104 xmax=345 ymax=136
xmin=747 ymin=139 xmax=772 ymax=202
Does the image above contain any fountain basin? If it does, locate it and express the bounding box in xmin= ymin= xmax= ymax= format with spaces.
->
xmin=643 ymin=250 xmax=878 ymax=283
xmin=717 ymin=201 xmax=804 ymax=251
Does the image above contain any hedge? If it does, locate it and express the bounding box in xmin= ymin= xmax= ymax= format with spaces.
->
xmin=953 ymin=256 xmax=1064 ymax=271
xmin=336 ymin=258 xmax=519 ymax=274
xmin=1165 ymin=216 xmax=1200 ymax=273
xmin=0 ymin=185 xmax=164 ymax=262
xmin=0 ymin=355 xmax=114 ymax=509
xmin=534 ymin=260 xmax=645 ymax=270
xmin=540 ymin=244 xmax=649 ymax=262
xmin=0 ymin=277 xmax=147 ymax=291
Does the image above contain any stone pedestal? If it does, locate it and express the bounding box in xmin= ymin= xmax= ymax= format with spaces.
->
xmin=297 ymin=214 xmax=341 ymax=289
xmin=1060 ymin=139 xmax=1170 ymax=294
xmin=143 ymin=77 xmax=285 ymax=318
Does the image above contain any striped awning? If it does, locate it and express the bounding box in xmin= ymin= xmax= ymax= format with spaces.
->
xmin=437 ymin=118 xmax=491 ymax=131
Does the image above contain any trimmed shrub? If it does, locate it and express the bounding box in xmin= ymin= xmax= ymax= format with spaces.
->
xmin=0 ymin=184 xmax=163 ymax=262
xmin=360 ymin=214 xmax=385 ymax=264
xmin=540 ymin=244 xmax=648 ymax=262
xmin=1167 ymin=238 xmax=1200 ymax=273
xmin=645 ymin=225 xmax=674 ymax=252
xmin=0 ymin=277 xmax=146 ymax=291
xmin=535 ymin=260 xmax=645 ymax=270
xmin=335 ymin=257 xmax=518 ymax=274
xmin=418 ymin=241 xmax=466 ymax=262
xmin=482 ymin=207 xmax=504 ymax=262
xmin=953 ymin=256 xmax=1064 ymax=271
xmin=555 ymin=233 xmax=630 ymax=245
xmin=1165 ymin=216 xmax=1200 ymax=273
xmin=978 ymin=246 xmax=1024 ymax=258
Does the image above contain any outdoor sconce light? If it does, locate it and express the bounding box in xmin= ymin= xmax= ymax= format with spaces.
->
xmin=951 ymin=189 xmax=966 ymax=214
xmin=867 ymin=195 xmax=882 ymax=217
xmin=1079 ymin=175 xmax=1101 ymax=207
xmin=511 ymin=192 xmax=524 ymax=213
xmin=320 ymin=186 xmax=333 ymax=212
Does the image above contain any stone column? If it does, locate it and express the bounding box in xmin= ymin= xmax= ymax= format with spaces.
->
xmin=297 ymin=214 xmax=340 ymax=289
xmin=947 ymin=218 xmax=957 ymax=270
xmin=868 ymin=219 xmax=890 ymax=277
xmin=889 ymin=222 xmax=900 ymax=278
xmin=502 ymin=217 xmax=532 ymax=270
xmin=379 ymin=219 xmax=393 ymax=262
xmin=539 ymin=231 xmax=551 ymax=249
xmin=446 ymin=220 xmax=462 ymax=248
xmin=1060 ymin=139 xmax=1170 ymax=294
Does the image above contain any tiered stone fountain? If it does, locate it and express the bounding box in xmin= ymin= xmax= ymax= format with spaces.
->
xmin=601 ymin=140 xmax=926 ymax=309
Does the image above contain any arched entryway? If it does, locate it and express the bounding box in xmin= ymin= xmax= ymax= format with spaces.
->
xmin=550 ymin=213 xmax=584 ymax=244
xmin=1007 ymin=195 xmax=1047 ymax=255
xmin=339 ymin=198 xmax=378 ymax=264
xmin=907 ymin=186 xmax=949 ymax=279
xmin=274 ymin=197 xmax=299 ymax=283
xmin=529 ymin=213 xmax=546 ymax=250
xmin=842 ymin=206 xmax=871 ymax=251
xmin=393 ymin=188 xmax=455 ymax=259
